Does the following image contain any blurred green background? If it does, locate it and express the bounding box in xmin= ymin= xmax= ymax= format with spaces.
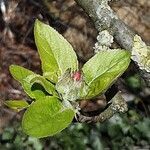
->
xmin=1 ymin=110 xmax=150 ymax=150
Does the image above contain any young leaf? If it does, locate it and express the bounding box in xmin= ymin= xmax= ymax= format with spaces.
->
xmin=4 ymin=100 xmax=29 ymax=111
xmin=9 ymin=65 xmax=57 ymax=100
xmin=82 ymin=50 xmax=131 ymax=98
xmin=30 ymin=76 xmax=58 ymax=98
xmin=22 ymin=97 xmax=75 ymax=138
xmin=10 ymin=65 xmax=35 ymax=99
xmin=34 ymin=19 xmax=78 ymax=82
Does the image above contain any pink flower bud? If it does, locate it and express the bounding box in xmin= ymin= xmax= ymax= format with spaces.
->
xmin=72 ymin=71 xmax=81 ymax=81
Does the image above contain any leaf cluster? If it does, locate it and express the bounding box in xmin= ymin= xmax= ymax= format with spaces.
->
xmin=6 ymin=19 xmax=130 ymax=138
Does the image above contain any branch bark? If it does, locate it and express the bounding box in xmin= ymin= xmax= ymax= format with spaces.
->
xmin=78 ymin=92 xmax=128 ymax=123
xmin=75 ymin=0 xmax=150 ymax=87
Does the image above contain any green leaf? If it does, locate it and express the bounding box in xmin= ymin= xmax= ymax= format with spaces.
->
xmin=4 ymin=100 xmax=29 ymax=110
xmin=9 ymin=65 xmax=57 ymax=100
xmin=30 ymin=76 xmax=58 ymax=98
xmin=34 ymin=19 xmax=78 ymax=82
xmin=10 ymin=65 xmax=35 ymax=99
xmin=82 ymin=50 xmax=131 ymax=98
xmin=22 ymin=97 xmax=75 ymax=138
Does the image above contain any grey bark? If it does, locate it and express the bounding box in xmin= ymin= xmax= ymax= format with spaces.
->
xmin=78 ymin=92 xmax=128 ymax=123
xmin=75 ymin=0 xmax=150 ymax=87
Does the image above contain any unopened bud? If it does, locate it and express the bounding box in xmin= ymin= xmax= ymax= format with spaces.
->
xmin=72 ymin=71 xmax=81 ymax=81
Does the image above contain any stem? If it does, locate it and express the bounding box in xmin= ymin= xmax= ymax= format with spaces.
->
xmin=78 ymin=92 xmax=128 ymax=123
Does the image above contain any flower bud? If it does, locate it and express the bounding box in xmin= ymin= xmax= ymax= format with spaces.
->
xmin=72 ymin=71 xmax=81 ymax=81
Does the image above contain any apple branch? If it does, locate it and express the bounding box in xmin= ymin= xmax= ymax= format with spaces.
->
xmin=78 ymin=92 xmax=128 ymax=123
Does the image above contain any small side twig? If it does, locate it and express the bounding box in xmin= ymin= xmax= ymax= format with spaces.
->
xmin=77 ymin=92 xmax=128 ymax=123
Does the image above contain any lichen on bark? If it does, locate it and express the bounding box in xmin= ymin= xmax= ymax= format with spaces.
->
xmin=94 ymin=30 xmax=114 ymax=52
xmin=132 ymin=35 xmax=150 ymax=73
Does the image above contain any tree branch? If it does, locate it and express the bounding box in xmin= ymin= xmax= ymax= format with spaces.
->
xmin=75 ymin=0 xmax=150 ymax=87
xmin=78 ymin=92 xmax=128 ymax=123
